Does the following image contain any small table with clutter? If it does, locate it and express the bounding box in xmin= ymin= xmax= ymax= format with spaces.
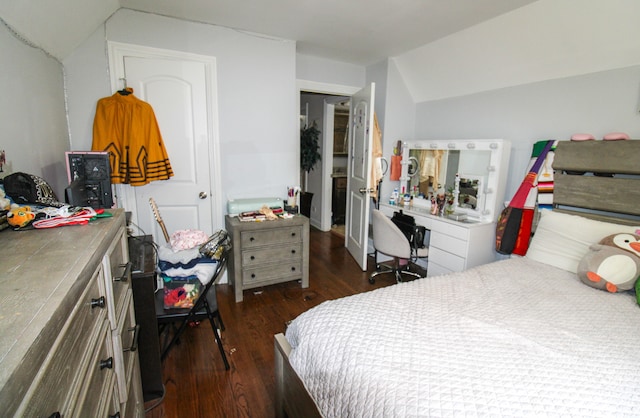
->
xmin=224 ymin=208 xmax=310 ymax=303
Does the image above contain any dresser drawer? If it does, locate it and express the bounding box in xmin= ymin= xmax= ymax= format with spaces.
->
xmin=430 ymin=231 xmax=468 ymax=258
xmin=121 ymin=355 xmax=145 ymax=418
xmin=242 ymin=261 xmax=303 ymax=286
xmin=104 ymin=228 xmax=132 ymax=330
xmin=430 ymin=220 xmax=470 ymax=241
xmin=240 ymin=226 xmax=302 ymax=248
xmin=73 ymin=320 xmax=115 ymax=417
xmin=226 ymin=215 xmax=309 ymax=302
xmin=426 ymin=262 xmax=453 ymax=277
xmin=242 ymin=243 xmax=303 ymax=266
xmin=15 ymin=268 xmax=107 ymax=417
xmin=113 ymin=290 xmax=140 ymax=403
xmin=429 ymin=246 xmax=465 ymax=272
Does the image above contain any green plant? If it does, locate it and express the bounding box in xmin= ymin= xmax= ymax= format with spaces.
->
xmin=300 ymin=123 xmax=321 ymax=189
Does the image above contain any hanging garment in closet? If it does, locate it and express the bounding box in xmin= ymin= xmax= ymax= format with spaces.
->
xmin=92 ymin=89 xmax=173 ymax=186
xmin=369 ymin=113 xmax=384 ymax=200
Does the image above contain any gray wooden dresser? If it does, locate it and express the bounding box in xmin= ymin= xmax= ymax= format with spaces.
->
xmin=0 ymin=209 xmax=144 ymax=417
xmin=225 ymin=215 xmax=309 ymax=302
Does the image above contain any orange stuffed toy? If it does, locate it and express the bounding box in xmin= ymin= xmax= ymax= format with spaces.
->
xmin=7 ymin=206 xmax=35 ymax=228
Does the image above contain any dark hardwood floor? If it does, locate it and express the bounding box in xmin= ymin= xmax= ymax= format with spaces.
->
xmin=145 ymin=227 xmax=395 ymax=418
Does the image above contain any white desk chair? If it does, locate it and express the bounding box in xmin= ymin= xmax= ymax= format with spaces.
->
xmin=369 ymin=209 xmax=428 ymax=284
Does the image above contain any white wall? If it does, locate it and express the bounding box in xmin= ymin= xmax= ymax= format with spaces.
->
xmin=414 ymin=65 xmax=640 ymax=200
xmin=64 ymin=9 xmax=298 ymax=210
xmin=297 ymin=54 xmax=365 ymax=90
xmin=371 ymin=59 xmax=416 ymax=202
xmin=396 ymin=0 xmax=640 ymax=102
xmin=0 ymin=23 xmax=69 ymax=197
xmin=64 ymin=25 xmax=112 ymax=151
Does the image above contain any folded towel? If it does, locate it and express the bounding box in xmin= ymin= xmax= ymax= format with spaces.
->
xmin=158 ymin=255 xmax=217 ymax=272
xmin=161 ymin=261 xmax=218 ymax=285
xmin=157 ymin=244 xmax=201 ymax=265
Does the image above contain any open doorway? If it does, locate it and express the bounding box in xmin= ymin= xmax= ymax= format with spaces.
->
xmin=330 ymin=101 xmax=349 ymax=237
xmin=300 ymin=82 xmax=376 ymax=271
xmin=299 ymin=91 xmax=350 ymax=233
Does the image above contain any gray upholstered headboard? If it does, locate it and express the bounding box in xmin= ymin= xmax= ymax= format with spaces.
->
xmin=552 ymin=140 xmax=640 ymax=225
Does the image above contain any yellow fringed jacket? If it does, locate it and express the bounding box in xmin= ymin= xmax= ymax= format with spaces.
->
xmin=92 ymin=90 xmax=173 ymax=186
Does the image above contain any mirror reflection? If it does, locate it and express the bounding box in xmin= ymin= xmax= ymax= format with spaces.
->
xmin=457 ymin=177 xmax=480 ymax=210
xmin=407 ymin=149 xmax=490 ymax=209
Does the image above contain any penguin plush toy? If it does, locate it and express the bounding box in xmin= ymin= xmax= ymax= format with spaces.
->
xmin=577 ymin=232 xmax=640 ymax=293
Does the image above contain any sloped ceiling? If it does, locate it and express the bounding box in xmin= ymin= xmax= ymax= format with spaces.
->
xmin=0 ymin=0 xmax=536 ymax=64
xmin=0 ymin=0 xmax=120 ymax=60
xmin=6 ymin=0 xmax=636 ymax=103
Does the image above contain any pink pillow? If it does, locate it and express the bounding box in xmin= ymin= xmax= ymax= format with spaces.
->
xmin=570 ymin=133 xmax=595 ymax=141
xmin=603 ymin=132 xmax=630 ymax=141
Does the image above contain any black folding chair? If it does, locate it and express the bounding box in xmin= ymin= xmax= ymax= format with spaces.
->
xmin=155 ymin=249 xmax=230 ymax=370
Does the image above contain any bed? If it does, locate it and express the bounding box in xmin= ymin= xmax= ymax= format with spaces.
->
xmin=274 ymin=140 xmax=640 ymax=417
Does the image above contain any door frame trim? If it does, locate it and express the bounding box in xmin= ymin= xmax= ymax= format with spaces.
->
xmin=297 ymin=80 xmax=359 ymax=233
xmin=107 ymin=41 xmax=223 ymax=230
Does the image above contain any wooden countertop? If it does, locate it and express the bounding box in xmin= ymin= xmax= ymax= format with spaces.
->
xmin=0 ymin=209 xmax=125 ymax=403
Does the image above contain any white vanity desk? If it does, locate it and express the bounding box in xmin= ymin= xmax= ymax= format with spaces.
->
xmin=381 ymin=138 xmax=511 ymax=276
xmin=379 ymin=202 xmax=497 ymax=276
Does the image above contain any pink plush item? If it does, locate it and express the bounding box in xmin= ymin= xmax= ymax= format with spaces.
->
xmin=170 ymin=229 xmax=209 ymax=251
xmin=603 ymin=132 xmax=630 ymax=141
xmin=570 ymin=133 xmax=595 ymax=141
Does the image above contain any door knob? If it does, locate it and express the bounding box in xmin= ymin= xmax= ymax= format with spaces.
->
xmin=199 ymin=191 xmax=208 ymax=199
xmin=359 ymin=187 xmax=375 ymax=194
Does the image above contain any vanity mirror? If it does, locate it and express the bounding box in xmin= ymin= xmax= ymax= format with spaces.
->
xmin=456 ymin=175 xmax=482 ymax=210
xmin=401 ymin=139 xmax=511 ymax=222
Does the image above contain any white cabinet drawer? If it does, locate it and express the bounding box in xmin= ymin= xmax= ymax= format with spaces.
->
xmin=430 ymin=231 xmax=468 ymax=258
xmin=428 ymin=247 xmax=465 ymax=272
xmin=431 ymin=220 xmax=469 ymax=240
xmin=426 ymin=262 xmax=453 ymax=277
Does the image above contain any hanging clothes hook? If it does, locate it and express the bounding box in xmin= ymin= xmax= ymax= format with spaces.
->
xmin=117 ymin=77 xmax=132 ymax=95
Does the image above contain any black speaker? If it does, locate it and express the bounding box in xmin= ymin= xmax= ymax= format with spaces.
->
xmin=65 ymin=151 xmax=113 ymax=208
xmin=129 ymin=235 xmax=165 ymax=402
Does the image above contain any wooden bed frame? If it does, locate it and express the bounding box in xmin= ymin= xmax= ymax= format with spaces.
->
xmin=274 ymin=139 xmax=640 ymax=418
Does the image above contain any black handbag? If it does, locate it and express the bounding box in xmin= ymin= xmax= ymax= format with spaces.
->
xmin=391 ymin=211 xmax=426 ymax=250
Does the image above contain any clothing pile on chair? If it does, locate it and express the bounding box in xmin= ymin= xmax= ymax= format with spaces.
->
xmin=157 ymin=229 xmax=220 ymax=309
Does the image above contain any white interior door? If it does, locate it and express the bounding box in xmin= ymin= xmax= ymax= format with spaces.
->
xmin=109 ymin=43 xmax=222 ymax=244
xmin=346 ymin=83 xmax=375 ymax=270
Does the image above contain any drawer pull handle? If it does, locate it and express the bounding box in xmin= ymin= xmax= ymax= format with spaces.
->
xmin=291 ymin=232 xmax=296 ymax=237
xmin=91 ymin=296 xmax=106 ymax=309
xmin=109 ymin=413 xmax=121 ymax=418
xmin=250 ymin=255 xmax=255 ymax=260
xmin=291 ymin=249 xmax=296 ymax=254
xmin=249 ymin=236 xmax=255 ymax=242
xmin=114 ymin=262 xmax=131 ymax=282
xmin=251 ymin=273 xmax=256 ymax=278
xmin=291 ymin=267 xmax=296 ymax=272
xmin=100 ymin=356 xmax=113 ymax=370
xmin=124 ymin=324 xmax=141 ymax=352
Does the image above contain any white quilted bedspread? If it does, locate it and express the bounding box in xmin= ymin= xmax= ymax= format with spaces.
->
xmin=285 ymin=258 xmax=640 ymax=417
